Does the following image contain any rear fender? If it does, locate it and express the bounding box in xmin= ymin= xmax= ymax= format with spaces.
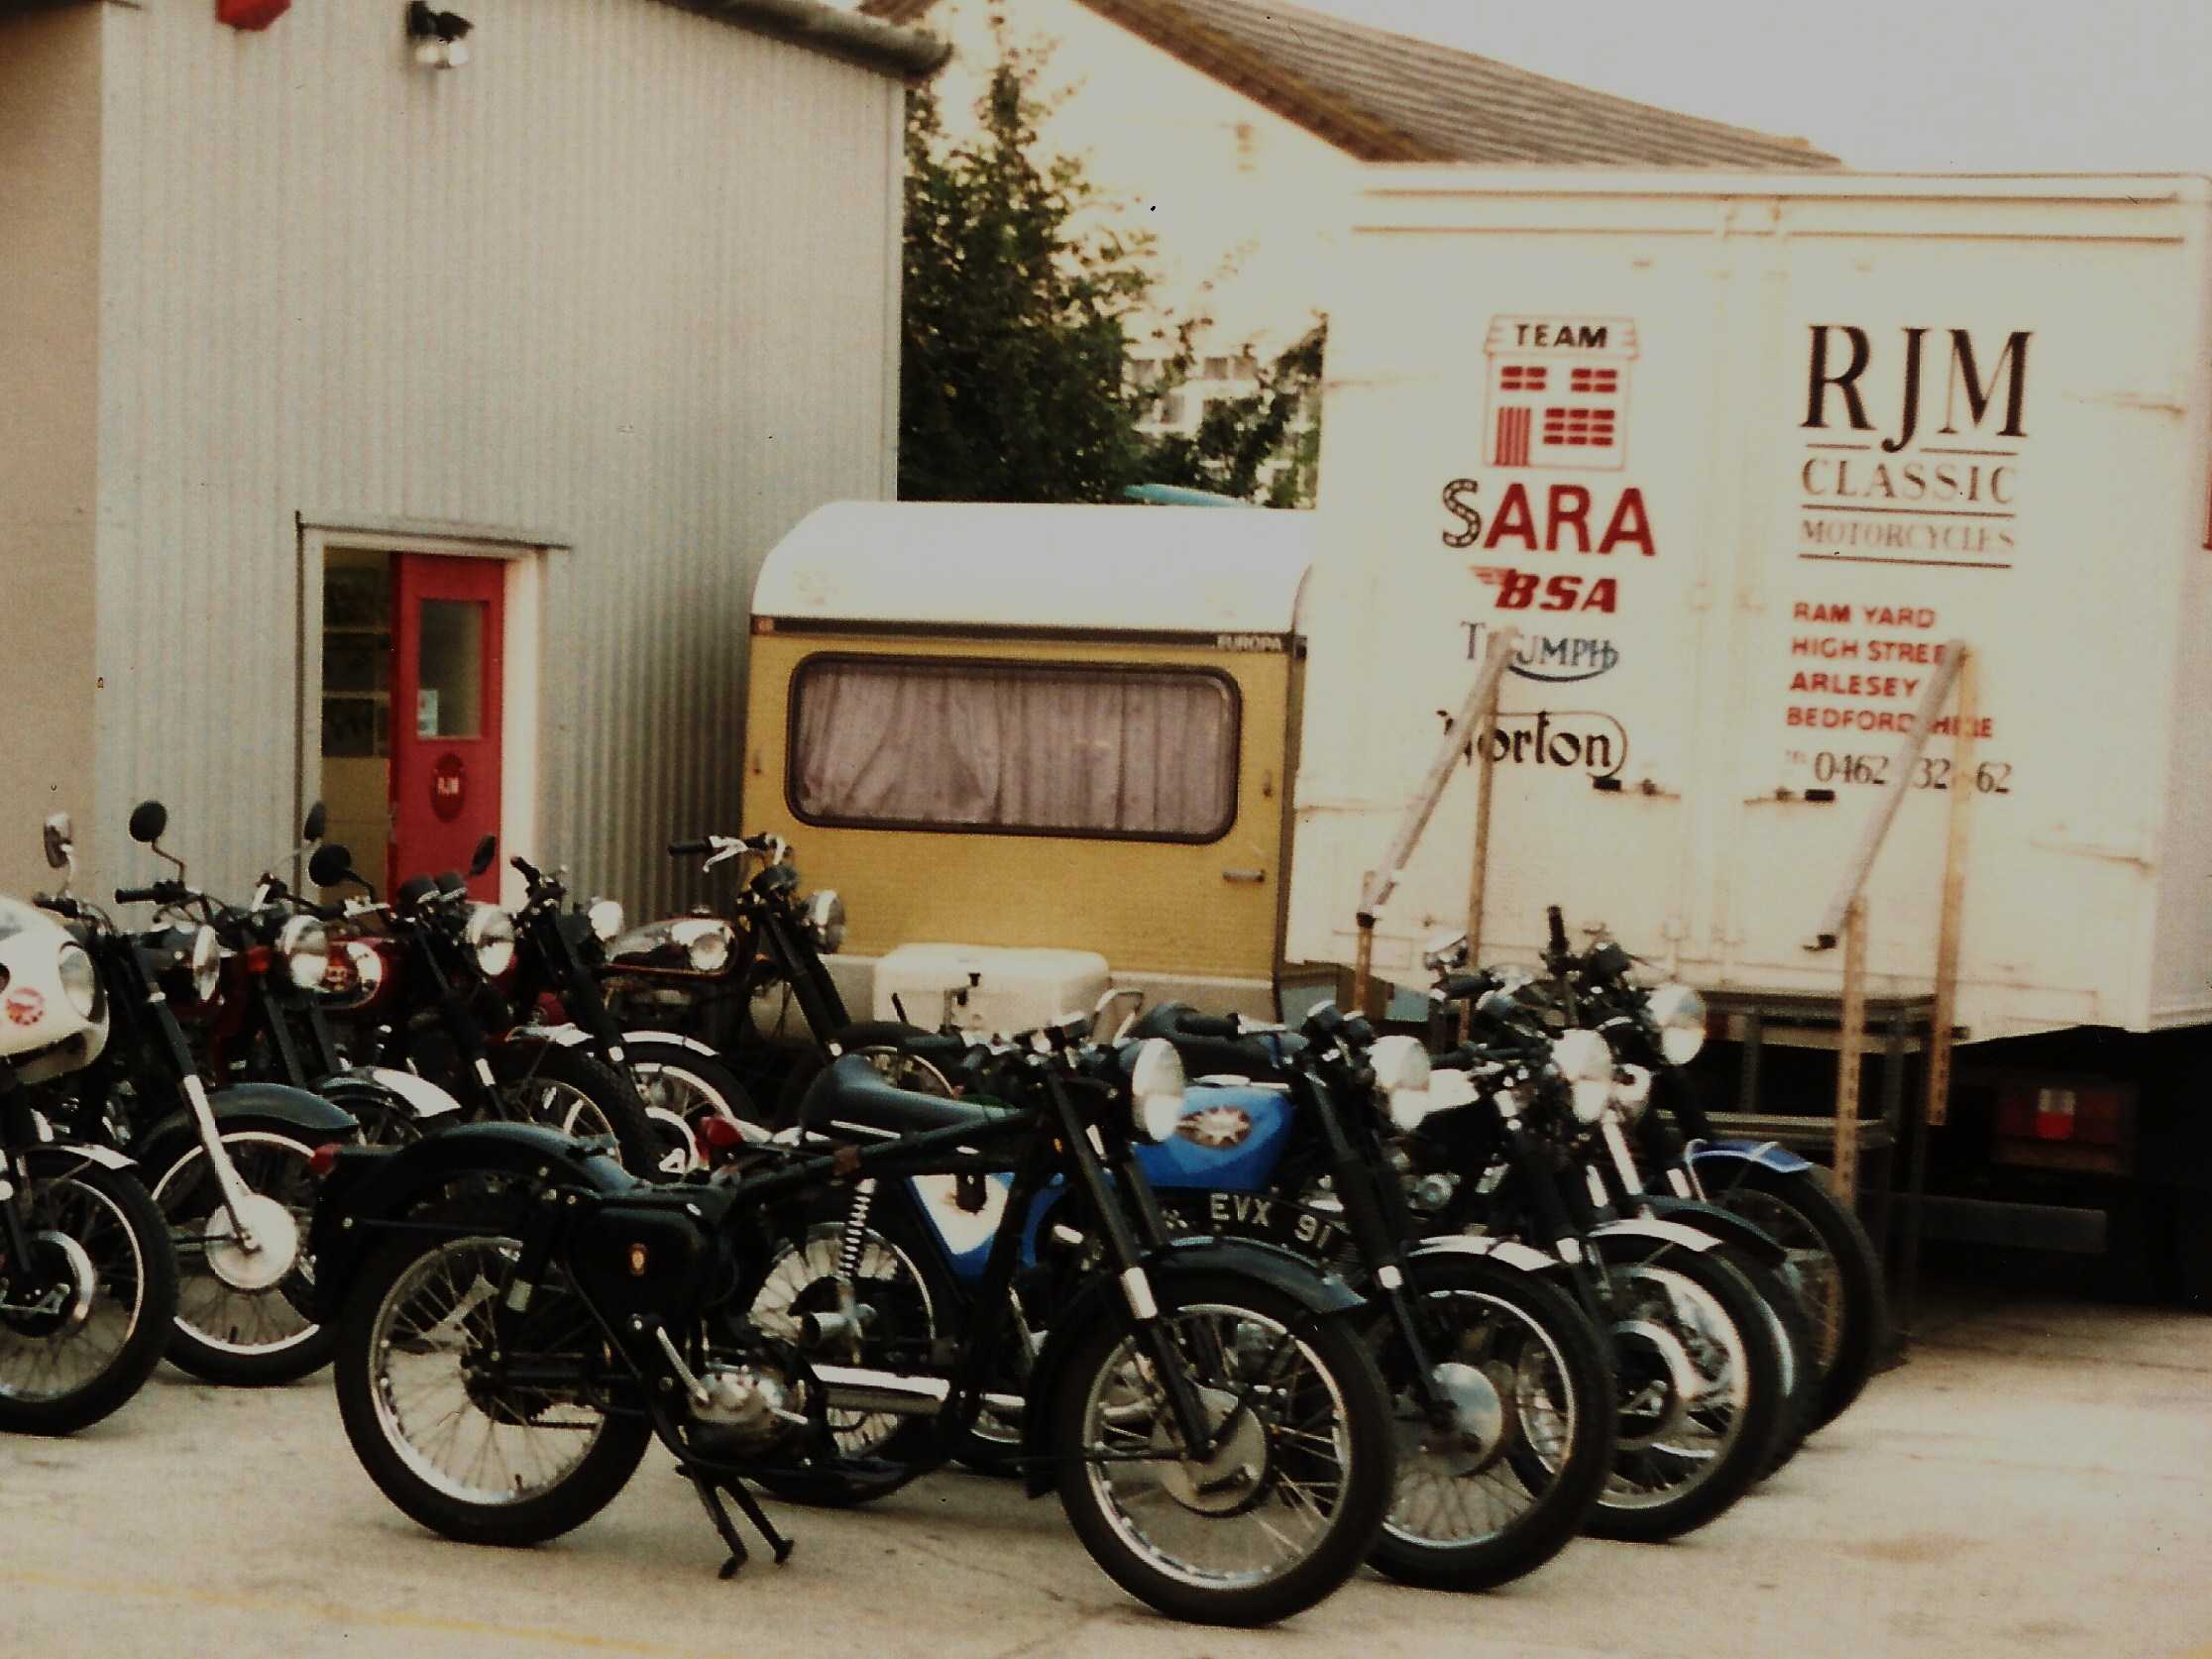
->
xmin=1018 ymin=1235 xmax=1364 ymax=1496
xmin=622 ymin=1031 xmax=722 ymax=1059
xmin=308 ymin=1121 xmax=635 ymax=1322
xmin=136 ymin=1080 xmax=360 ymax=1175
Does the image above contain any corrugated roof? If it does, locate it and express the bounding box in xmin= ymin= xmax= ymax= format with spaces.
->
xmin=864 ymin=0 xmax=1838 ymax=167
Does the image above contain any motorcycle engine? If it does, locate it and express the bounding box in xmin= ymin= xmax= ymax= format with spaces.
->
xmin=687 ymin=1354 xmax=811 ymax=1456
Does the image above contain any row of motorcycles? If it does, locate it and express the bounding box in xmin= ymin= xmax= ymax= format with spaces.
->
xmin=0 ymin=813 xmax=1885 ymax=1629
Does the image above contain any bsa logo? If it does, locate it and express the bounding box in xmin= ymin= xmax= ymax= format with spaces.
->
xmin=1177 ymin=1105 xmax=1254 ymax=1150
xmin=1486 ymin=317 xmax=1637 ymax=471
xmin=1473 ymin=568 xmax=1618 ymax=614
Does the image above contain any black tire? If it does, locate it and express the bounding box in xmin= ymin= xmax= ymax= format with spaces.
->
xmin=148 ymin=1127 xmax=336 ymax=1387
xmin=1365 ymin=1253 xmax=1613 ymax=1592
xmin=1696 ymin=1159 xmax=1887 ymax=1431
xmin=1584 ymin=1240 xmax=1786 ymax=1543
xmin=0 ymin=1158 xmax=180 ymax=1435
xmin=332 ymin=1224 xmax=652 ymax=1547
xmin=1717 ymin=1246 xmax=1818 ymax=1477
xmin=617 ymin=1037 xmax=768 ymax=1175
xmin=1050 ymin=1273 xmax=1395 ymax=1627
xmin=489 ymin=1042 xmax=661 ymax=1175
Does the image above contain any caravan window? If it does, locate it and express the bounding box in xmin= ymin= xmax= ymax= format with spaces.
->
xmin=788 ymin=655 xmax=1240 ymax=843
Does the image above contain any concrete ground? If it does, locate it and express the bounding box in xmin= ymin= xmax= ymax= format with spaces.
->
xmin=5 ymin=1276 xmax=2209 ymax=1659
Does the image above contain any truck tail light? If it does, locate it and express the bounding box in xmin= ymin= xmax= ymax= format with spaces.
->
xmin=1991 ymin=1080 xmax=2134 ymax=1174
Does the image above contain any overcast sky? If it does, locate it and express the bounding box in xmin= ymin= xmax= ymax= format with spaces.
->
xmin=1288 ymin=0 xmax=2212 ymax=172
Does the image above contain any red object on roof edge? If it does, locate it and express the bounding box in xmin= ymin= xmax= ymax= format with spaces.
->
xmin=217 ymin=0 xmax=292 ymax=30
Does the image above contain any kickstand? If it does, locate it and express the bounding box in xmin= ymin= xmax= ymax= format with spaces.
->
xmin=685 ymin=1467 xmax=795 ymax=1578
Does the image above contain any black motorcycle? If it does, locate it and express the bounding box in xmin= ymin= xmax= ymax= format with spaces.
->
xmin=1385 ymin=988 xmax=1792 ymax=1542
xmin=306 ymin=839 xmax=661 ymax=1173
xmin=309 ymin=1018 xmax=1396 ymax=1627
xmin=0 ymin=816 xmax=180 ymax=1433
xmin=53 ymin=802 xmax=358 ymax=1385
xmin=1505 ymin=909 xmax=1887 ymax=1431
xmin=499 ymin=851 xmax=758 ymax=1173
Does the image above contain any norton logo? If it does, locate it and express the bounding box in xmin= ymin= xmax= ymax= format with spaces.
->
xmin=1487 ymin=712 xmax=1627 ymax=781
xmin=1485 ymin=317 xmax=1637 ymax=471
xmin=627 ymin=1243 xmax=649 ymax=1276
xmin=1463 ymin=622 xmax=1620 ymax=683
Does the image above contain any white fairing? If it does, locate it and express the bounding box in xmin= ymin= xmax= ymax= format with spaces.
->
xmin=0 ymin=897 xmax=109 ymax=1082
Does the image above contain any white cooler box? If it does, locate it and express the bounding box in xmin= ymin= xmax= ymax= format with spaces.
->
xmin=871 ymin=943 xmax=1111 ymax=1036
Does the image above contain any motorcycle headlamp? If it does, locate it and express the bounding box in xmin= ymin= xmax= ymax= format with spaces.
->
xmin=1366 ymin=1034 xmax=1434 ymax=1133
xmin=189 ymin=924 xmax=221 ymax=1004
xmin=1611 ymin=1062 xmax=1654 ymax=1124
xmin=1550 ymin=1028 xmax=1615 ymax=1126
xmin=55 ymin=941 xmax=99 ymax=1020
xmin=803 ymin=890 xmax=847 ymax=955
xmin=1645 ymin=983 xmax=1708 ymax=1065
xmin=277 ymin=915 xmax=331 ymax=991
xmin=464 ymin=904 xmax=517 ymax=978
xmin=672 ymin=918 xmax=732 ymax=973
xmin=1126 ymin=1038 xmax=1186 ymax=1144
xmin=323 ymin=939 xmax=386 ymax=1007
xmin=587 ymin=898 xmax=625 ymax=946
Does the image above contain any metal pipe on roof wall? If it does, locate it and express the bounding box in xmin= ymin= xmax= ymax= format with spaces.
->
xmin=700 ymin=0 xmax=952 ymax=78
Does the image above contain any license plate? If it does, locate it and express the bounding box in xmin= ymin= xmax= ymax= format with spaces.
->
xmin=1157 ymin=1187 xmax=1356 ymax=1262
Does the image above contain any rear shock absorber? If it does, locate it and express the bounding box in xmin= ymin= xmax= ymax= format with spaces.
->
xmin=830 ymin=1178 xmax=877 ymax=1362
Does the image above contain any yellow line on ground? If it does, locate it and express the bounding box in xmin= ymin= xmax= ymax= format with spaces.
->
xmin=2 ymin=1567 xmax=707 ymax=1657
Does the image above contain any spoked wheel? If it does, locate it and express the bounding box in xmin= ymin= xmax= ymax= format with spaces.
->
xmin=149 ymin=1129 xmax=333 ymax=1386
xmin=1366 ymin=1255 xmax=1614 ymax=1591
xmin=743 ymin=1206 xmax=944 ymax=1498
xmin=333 ymin=1229 xmax=650 ymax=1547
xmin=489 ymin=1043 xmax=660 ymax=1175
xmin=0 ymin=1159 xmax=179 ymax=1435
xmin=1696 ymin=1159 xmax=1886 ymax=1431
xmin=620 ymin=1038 xmax=765 ymax=1177
xmin=1583 ymin=1244 xmax=1785 ymax=1542
xmin=1051 ymin=1274 xmax=1393 ymax=1627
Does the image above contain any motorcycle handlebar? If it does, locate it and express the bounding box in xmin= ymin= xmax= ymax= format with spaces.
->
xmin=667 ymin=838 xmax=712 ymax=856
xmin=1546 ymin=904 xmax=1569 ymax=957
xmin=114 ymin=882 xmax=184 ymax=906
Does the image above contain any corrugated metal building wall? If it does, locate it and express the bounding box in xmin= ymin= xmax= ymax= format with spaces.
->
xmin=67 ymin=0 xmax=907 ymax=912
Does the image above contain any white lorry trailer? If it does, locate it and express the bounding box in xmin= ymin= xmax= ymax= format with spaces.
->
xmin=1285 ymin=170 xmax=2212 ymax=1287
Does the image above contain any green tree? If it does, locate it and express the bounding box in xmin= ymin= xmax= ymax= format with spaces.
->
xmin=898 ymin=22 xmax=1167 ymax=502
xmin=1141 ymin=322 xmax=1326 ymax=507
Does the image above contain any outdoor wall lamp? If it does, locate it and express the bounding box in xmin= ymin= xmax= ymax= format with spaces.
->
xmin=406 ymin=2 xmax=472 ymax=67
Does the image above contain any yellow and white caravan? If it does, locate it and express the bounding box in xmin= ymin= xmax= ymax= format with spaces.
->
xmin=742 ymin=501 xmax=1317 ymax=1026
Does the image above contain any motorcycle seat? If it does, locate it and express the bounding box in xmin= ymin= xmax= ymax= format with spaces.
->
xmin=798 ymin=1051 xmax=1005 ymax=1143
xmin=829 ymin=1020 xmax=972 ymax=1065
xmin=1128 ymin=1003 xmax=1305 ymax=1083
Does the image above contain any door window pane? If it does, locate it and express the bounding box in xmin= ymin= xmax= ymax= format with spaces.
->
xmin=416 ymin=600 xmax=485 ymax=738
xmin=789 ymin=657 xmax=1239 ymax=842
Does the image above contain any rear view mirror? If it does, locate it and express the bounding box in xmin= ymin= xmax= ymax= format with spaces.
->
xmin=301 ymin=801 xmax=328 ymax=843
xmin=307 ymin=844 xmax=356 ymax=889
xmin=469 ymin=834 xmax=498 ymax=877
xmin=42 ymin=812 xmax=73 ymax=871
xmin=128 ymin=800 xmax=168 ymax=845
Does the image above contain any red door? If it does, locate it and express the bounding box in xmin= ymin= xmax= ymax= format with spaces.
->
xmin=389 ymin=555 xmax=504 ymax=899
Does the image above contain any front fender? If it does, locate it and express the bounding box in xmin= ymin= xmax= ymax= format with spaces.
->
xmin=1018 ymin=1235 xmax=1365 ymax=1496
xmin=308 ymin=1121 xmax=636 ymax=1323
xmin=1631 ymin=1195 xmax=1786 ymax=1270
xmin=319 ymin=1066 xmax=465 ymax=1122
xmin=23 ymin=1141 xmax=140 ymax=1176
xmin=1587 ymin=1216 xmax=1725 ymax=1260
xmin=1408 ymin=1234 xmax=1559 ymax=1275
xmin=136 ymin=1080 xmax=360 ymax=1176
xmin=1689 ymin=1139 xmax=1813 ymax=1179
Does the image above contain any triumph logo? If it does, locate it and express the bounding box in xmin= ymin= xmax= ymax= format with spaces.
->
xmin=1464 ymin=622 xmax=1620 ymax=683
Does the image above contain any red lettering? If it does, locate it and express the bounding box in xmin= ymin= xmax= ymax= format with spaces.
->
xmin=1596 ymin=488 xmax=1655 ymax=556
xmin=1546 ymin=485 xmax=1592 ymax=553
xmin=1495 ymin=570 xmax=1539 ymax=608
xmin=1483 ymin=484 xmax=1538 ymax=551
xmin=1540 ymin=576 xmax=1578 ymax=611
xmin=1584 ymin=578 xmax=1616 ymax=612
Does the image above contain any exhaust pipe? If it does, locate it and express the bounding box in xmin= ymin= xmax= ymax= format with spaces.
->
xmin=815 ymin=1364 xmax=951 ymax=1417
